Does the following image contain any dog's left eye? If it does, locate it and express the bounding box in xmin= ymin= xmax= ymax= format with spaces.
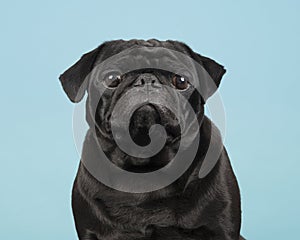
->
xmin=104 ymin=74 xmax=122 ymax=88
xmin=172 ymin=75 xmax=189 ymax=90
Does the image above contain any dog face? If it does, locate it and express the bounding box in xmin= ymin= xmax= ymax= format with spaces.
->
xmin=59 ymin=40 xmax=225 ymax=173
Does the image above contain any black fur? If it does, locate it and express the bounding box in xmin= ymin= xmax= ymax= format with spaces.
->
xmin=59 ymin=39 xmax=244 ymax=240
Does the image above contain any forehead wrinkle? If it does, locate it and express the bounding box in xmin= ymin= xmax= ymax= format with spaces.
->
xmin=95 ymin=48 xmax=194 ymax=80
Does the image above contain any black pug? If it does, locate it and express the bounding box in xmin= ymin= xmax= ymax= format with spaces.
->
xmin=59 ymin=39 xmax=244 ymax=240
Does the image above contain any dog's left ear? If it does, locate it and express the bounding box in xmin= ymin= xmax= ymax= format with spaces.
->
xmin=190 ymin=53 xmax=226 ymax=102
xmin=197 ymin=54 xmax=226 ymax=100
xmin=174 ymin=42 xmax=226 ymax=101
xmin=59 ymin=46 xmax=102 ymax=103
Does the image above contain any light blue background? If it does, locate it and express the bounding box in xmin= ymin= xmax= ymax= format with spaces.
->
xmin=0 ymin=1 xmax=299 ymax=239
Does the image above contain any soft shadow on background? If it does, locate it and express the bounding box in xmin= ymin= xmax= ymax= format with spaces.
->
xmin=0 ymin=1 xmax=299 ymax=239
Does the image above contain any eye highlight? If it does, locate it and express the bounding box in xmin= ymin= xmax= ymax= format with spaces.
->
xmin=172 ymin=74 xmax=189 ymax=90
xmin=104 ymin=73 xmax=122 ymax=88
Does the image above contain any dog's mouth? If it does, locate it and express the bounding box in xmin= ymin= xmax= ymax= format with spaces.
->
xmin=94 ymin=102 xmax=182 ymax=173
xmin=129 ymin=104 xmax=160 ymax=146
xmin=112 ymin=103 xmax=180 ymax=173
xmin=129 ymin=104 xmax=180 ymax=145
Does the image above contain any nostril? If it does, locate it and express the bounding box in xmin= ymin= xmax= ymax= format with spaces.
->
xmin=134 ymin=78 xmax=145 ymax=87
xmin=135 ymin=73 xmax=159 ymax=87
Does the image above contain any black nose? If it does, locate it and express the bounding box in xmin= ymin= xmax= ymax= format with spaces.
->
xmin=134 ymin=73 xmax=159 ymax=86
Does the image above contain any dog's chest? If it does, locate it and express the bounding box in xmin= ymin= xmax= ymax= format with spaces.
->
xmin=104 ymin=197 xmax=178 ymax=228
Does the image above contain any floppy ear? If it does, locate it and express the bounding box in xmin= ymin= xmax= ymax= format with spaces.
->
xmin=172 ymin=41 xmax=226 ymax=101
xmin=199 ymin=55 xmax=226 ymax=94
xmin=59 ymin=46 xmax=102 ymax=103
xmin=195 ymin=53 xmax=226 ymax=102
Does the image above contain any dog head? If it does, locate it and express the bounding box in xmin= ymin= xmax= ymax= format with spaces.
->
xmin=59 ymin=39 xmax=225 ymax=173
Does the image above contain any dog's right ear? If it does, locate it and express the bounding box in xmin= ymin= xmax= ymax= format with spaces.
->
xmin=59 ymin=45 xmax=104 ymax=103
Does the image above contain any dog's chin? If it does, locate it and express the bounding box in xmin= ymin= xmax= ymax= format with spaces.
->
xmin=121 ymin=146 xmax=174 ymax=173
xmin=122 ymin=159 xmax=167 ymax=173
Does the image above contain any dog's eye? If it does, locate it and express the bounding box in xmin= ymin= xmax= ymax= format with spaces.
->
xmin=172 ymin=75 xmax=189 ymax=90
xmin=104 ymin=74 xmax=122 ymax=88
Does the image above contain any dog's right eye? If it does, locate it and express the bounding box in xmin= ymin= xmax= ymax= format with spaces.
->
xmin=172 ymin=74 xmax=189 ymax=90
xmin=104 ymin=74 xmax=122 ymax=88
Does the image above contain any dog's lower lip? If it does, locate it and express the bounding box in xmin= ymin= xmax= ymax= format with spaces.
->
xmin=123 ymin=165 xmax=155 ymax=173
xmin=123 ymin=161 xmax=165 ymax=173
